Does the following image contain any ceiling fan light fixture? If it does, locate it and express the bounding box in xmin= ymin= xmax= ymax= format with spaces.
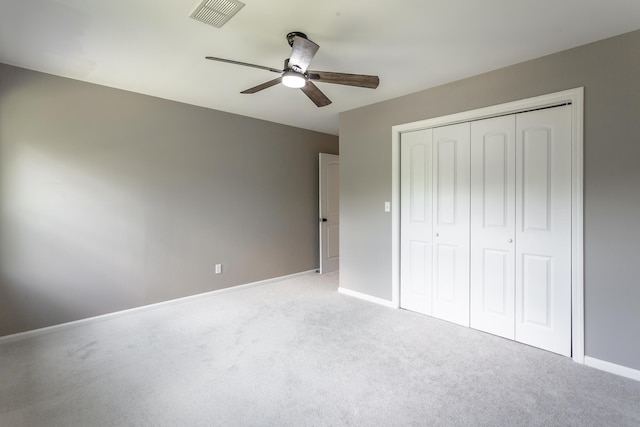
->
xmin=281 ymin=70 xmax=306 ymax=88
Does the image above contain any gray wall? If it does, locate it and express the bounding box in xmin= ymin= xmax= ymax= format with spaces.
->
xmin=0 ymin=64 xmax=338 ymax=337
xmin=339 ymin=30 xmax=640 ymax=371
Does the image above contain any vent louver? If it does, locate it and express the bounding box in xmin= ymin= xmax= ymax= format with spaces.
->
xmin=190 ymin=0 xmax=245 ymax=28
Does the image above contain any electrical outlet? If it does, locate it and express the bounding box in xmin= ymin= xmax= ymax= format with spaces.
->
xmin=215 ymin=264 xmax=222 ymax=274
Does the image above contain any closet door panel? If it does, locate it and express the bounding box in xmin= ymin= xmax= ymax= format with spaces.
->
xmin=432 ymin=123 xmax=470 ymax=327
xmin=515 ymin=105 xmax=572 ymax=357
xmin=470 ymin=116 xmax=516 ymax=339
xmin=400 ymin=129 xmax=433 ymax=314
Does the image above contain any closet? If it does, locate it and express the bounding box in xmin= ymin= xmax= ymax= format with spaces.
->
xmin=400 ymin=105 xmax=572 ymax=357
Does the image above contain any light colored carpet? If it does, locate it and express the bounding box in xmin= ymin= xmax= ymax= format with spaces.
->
xmin=1 ymin=272 xmax=639 ymax=426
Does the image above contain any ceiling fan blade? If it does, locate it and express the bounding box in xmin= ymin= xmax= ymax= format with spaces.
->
xmin=206 ymin=56 xmax=282 ymax=74
xmin=288 ymin=36 xmax=319 ymax=73
xmin=300 ymin=81 xmax=332 ymax=107
xmin=308 ymin=70 xmax=379 ymax=89
xmin=241 ymin=77 xmax=282 ymax=94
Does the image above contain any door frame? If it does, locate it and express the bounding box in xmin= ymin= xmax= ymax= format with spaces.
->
xmin=391 ymin=87 xmax=584 ymax=363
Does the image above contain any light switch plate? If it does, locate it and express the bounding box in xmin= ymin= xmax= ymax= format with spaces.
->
xmin=384 ymin=202 xmax=391 ymax=212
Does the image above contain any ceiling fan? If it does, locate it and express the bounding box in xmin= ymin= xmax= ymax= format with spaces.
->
xmin=205 ymin=32 xmax=379 ymax=107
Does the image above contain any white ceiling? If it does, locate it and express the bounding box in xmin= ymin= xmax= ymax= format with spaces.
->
xmin=1 ymin=0 xmax=639 ymax=135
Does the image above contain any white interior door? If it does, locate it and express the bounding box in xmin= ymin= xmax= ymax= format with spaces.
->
xmin=319 ymin=153 xmax=339 ymax=274
xmin=400 ymin=129 xmax=433 ymax=314
xmin=515 ymin=105 xmax=572 ymax=356
xmin=432 ymin=123 xmax=471 ymax=327
xmin=470 ymin=115 xmax=517 ymax=339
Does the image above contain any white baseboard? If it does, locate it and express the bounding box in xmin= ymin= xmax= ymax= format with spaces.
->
xmin=0 ymin=270 xmax=317 ymax=344
xmin=584 ymin=356 xmax=640 ymax=382
xmin=338 ymin=287 xmax=397 ymax=308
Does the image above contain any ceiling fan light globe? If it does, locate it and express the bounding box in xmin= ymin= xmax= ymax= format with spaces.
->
xmin=282 ymin=70 xmax=306 ymax=88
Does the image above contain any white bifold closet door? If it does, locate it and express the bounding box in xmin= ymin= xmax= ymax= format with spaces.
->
xmin=470 ymin=115 xmax=517 ymax=339
xmin=432 ymin=123 xmax=471 ymax=327
xmin=400 ymin=129 xmax=434 ymax=315
xmin=401 ymin=104 xmax=572 ymax=356
xmin=400 ymin=123 xmax=470 ymax=327
xmin=469 ymin=105 xmax=572 ymax=356
xmin=514 ymin=106 xmax=572 ymax=356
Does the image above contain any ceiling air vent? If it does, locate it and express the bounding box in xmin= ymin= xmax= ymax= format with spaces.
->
xmin=190 ymin=0 xmax=245 ymax=28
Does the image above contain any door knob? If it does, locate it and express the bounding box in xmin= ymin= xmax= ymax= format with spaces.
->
xmin=508 ymin=238 xmax=513 ymax=243
xmin=435 ymin=232 xmax=439 ymax=237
